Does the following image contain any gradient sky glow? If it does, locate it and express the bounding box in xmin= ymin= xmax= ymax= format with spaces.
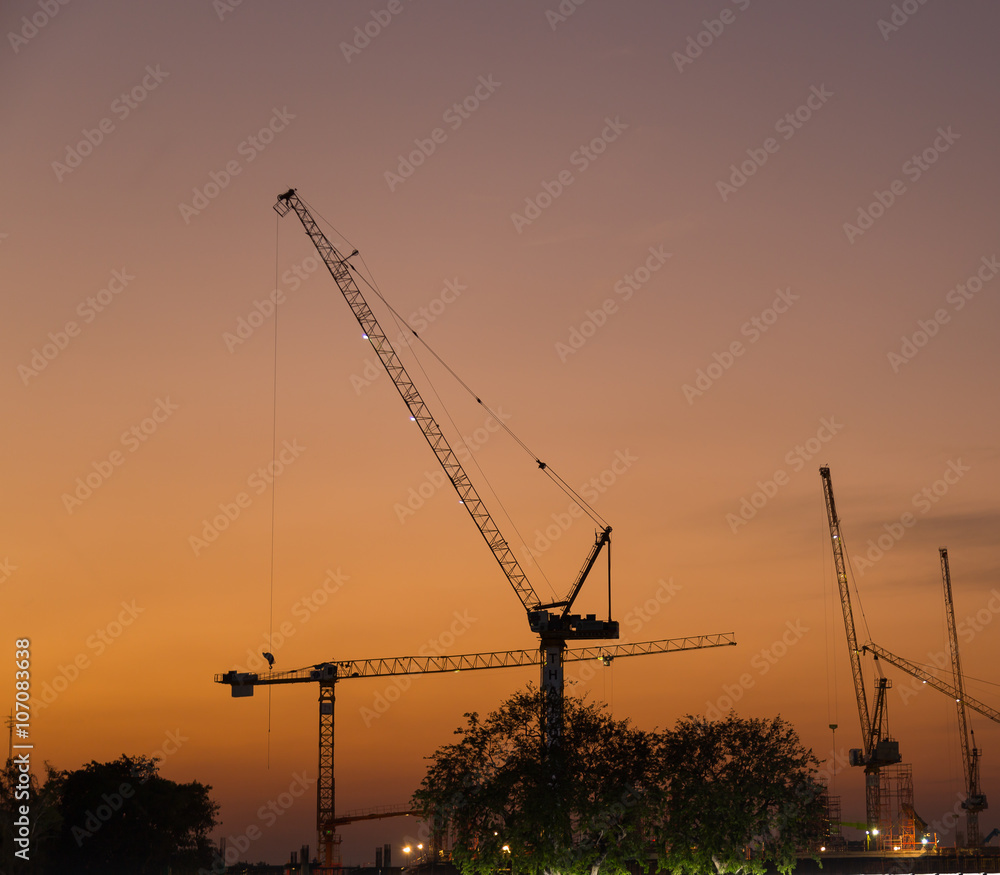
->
xmin=4 ymin=0 xmax=1000 ymax=866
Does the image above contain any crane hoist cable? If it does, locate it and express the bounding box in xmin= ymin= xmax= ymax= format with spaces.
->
xmin=301 ymin=195 xmax=610 ymax=533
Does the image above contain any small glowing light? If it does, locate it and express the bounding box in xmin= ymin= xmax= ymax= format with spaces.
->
xmin=417 ymin=844 xmax=424 ymax=851
xmin=820 ymin=846 xmax=826 ymax=852
xmin=362 ymin=333 xmax=368 ymax=340
xmin=872 ymin=828 xmax=879 ymax=835
xmin=502 ymin=845 xmax=510 ymax=853
xmin=410 ymin=416 xmax=416 ymax=421
xmin=893 ymin=846 xmax=901 ymax=851
xmin=403 ymin=846 xmax=412 ymax=854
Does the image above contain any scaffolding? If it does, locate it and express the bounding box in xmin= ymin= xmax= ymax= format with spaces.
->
xmin=878 ymin=764 xmax=928 ymax=851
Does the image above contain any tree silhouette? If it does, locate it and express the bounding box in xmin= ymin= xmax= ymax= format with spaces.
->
xmin=413 ymin=689 xmax=826 ymax=875
xmin=8 ymin=754 xmax=220 ymax=875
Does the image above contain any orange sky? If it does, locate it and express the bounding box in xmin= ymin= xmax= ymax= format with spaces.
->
xmin=4 ymin=0 xmax=1000 ymax=866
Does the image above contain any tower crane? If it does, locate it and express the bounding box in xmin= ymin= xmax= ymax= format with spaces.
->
xmin=819 ymin=467 xmax=901 ymax=841
xmin=217 ymin=634 xmax=735 ymax=872
xmin=942 ymin=547 xmax=987 ymax=846
xmin=274 ymin=189 xmax=620 ymax=750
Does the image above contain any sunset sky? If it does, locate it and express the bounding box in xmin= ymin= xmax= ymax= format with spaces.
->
xmin=4 ymin=0 xmax=1000 ymax=866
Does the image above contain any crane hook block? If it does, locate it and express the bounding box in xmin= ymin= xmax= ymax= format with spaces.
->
xmin=537 ymin=461 xmax=547 ymax=470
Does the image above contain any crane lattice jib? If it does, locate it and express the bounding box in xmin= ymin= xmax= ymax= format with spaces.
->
xmin=213 ymin=633 xmax=737 ymax=688
xmin=941 ymin=548 xmax=975 ymax=796
xmin=275 ymin=190 xmax=540 ymax=613
xmin=820 ymin=467 xmax=873 ymax=753
xmin=861 ymin=642 xmax=1000 ymax=724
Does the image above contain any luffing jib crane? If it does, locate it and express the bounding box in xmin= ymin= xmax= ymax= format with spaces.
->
xmin=274 ymin=189 xmax=618 ymax=750
xmin=940 ymin=547 xmax=988 ymax=847
xmin=820 ymin=467 xmax=901 ymax=840
xmin=217 ymin=635 xmax=736 ymax=872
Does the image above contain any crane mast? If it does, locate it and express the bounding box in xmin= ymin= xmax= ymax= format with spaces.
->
xmin=940 ymin=547 xmax=987 ymax=846
xmin=274 ymin=189 xmax=618 ymax=750
xmin=819 ymin=467 xmax=900 ymax=839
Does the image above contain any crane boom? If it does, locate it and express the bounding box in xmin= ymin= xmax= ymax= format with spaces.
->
xmin=940 ymin=546 xmax=987 ymax=847
xmin=861 ymin=642 xmax=1000 ymax=724
xmin=274 ymin=189 xmax=540 ymax=614
xmin=215 ymin=633 xmax=736 ymax=690
xmin=820 ymin=467 xmax=901 ymax=842
xmin=274 ymin=188 xmax=620 ymax=752
xmin=274 ymin=189 xmax=616 ymax=634
xmin=819 ymin=467 xmax=873 ymax=749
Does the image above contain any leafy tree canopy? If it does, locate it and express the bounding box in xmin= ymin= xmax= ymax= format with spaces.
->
xmin=660 ymin=712 xmax=827 ymax=875
xmin=414 ymin=688 xmax=667 ymax=875
xmin=2 ymin=753 xmax=219 ymax=875
xmin=413 ymin=689 xmax=826 ymax=875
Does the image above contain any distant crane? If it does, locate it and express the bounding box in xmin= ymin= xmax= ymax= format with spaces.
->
xmin=940 ymin=547 xmax=988 ymax=847
xmin=217 ymin=635 xmax=735 ymax=872
xmin=820 ymin=467 xmax=901 ymax=840
xmin=275 ymin=188 xmax=623 ymax=751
